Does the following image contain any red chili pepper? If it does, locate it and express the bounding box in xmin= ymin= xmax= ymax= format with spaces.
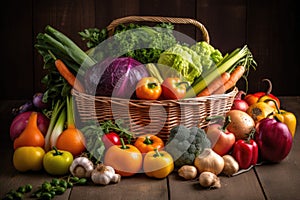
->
xmin=102 ymin=132 xmax=121 ymax=149
xmin=244 ymin=79 xmax=280 ymax=109
xmin=232 ymin=138 xmax=258 ymax=169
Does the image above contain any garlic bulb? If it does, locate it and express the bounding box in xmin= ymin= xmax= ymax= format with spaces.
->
xmin=194 ymin=148 xmax=224 ymax=175
xmin=91 ymin=164 xmax=121 ymax=185
xmin=69 ymin=157 xmax=94 ymax=178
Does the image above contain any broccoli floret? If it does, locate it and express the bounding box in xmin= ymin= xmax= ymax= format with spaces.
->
xmin=169 ymin=125 xmax=187 ymax=140
xmin=177 ymin=140 xmax=191 ymax=152
xmin=166 ymin=125 xmax=212 ymax=168
xmin=173 ymin=125 xmax=191 ymax=141
xmin=175 ymin=152 xmax=195 ymax=167
xmin=188 ymin=144 xmax=197 ymax=154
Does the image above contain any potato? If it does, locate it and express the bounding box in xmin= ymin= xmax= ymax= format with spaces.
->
xmin=226 ymin=110 xmax=255 ymax=140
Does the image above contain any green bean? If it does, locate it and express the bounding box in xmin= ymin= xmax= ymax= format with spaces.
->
xmin=40 ymin=192 xmax=52 ymax=200
xmin=17 ymin=186 xmax=26 ymax=193
xmin=25 ymin=184 xmax=33 ymax=192
xmin=50 ymin=178 xmax=60 ymax=186
xmin=77 ymin=178 xmax=88 ymax=185
xmin=54 ymin=186 xmax=66 ymax=195
xmin=59 ymin=180 xmax=68 ymax=188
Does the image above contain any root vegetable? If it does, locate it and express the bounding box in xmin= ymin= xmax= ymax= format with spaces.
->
xmin=178 ymin=165 xmax=198 ymax=180
xmin=222 ymin=155 xmax=239 ymax=176
xmin=226 ymin=110 xmax=255 ymax=140
xmin=194 ymin=148 xmax=224 ymax=175
xmin=199 ymin=171 xmax=221 ymax=189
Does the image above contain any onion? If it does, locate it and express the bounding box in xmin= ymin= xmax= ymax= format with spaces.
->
xmin=32 ymin=92 xmax=49 ymax=109
xmin=10 ymin=111 xmax=50 ymax=141
xmin=231 ymin=90 xmax=249 ymax=112
xmin=194 ymin=148 xmax=224 ymax=175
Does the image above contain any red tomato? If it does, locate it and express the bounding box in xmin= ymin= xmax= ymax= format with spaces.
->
xmin=161 ymin=77 xmax=188 ymax=100
xmin=102 ymin=132 xmax=121 ymax=149
xmin=206 ymin=119 xmax=235 ymax=156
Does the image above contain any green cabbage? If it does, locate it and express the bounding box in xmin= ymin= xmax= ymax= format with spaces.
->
xmin=157 ymin=42 xmax=223 ymax=84
xmin=191 ymin=41 xmax=223 ymax=72
xmin=157 ymin=44 xmax=203 ymax=84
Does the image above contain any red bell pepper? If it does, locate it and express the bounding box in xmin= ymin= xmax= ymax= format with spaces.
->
xmin=255 ymin=118 xmax=293 ymax=163
xmin=232 ymin=138 xmax=258 ymax=169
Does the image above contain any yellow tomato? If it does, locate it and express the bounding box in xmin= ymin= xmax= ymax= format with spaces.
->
xmin=13 ymin=146 xmax=45 ymax=172
xmin=143 ymin=149 xmax=174 ymax=179
xmin=104 ymin=139 xmax=143 ymax=177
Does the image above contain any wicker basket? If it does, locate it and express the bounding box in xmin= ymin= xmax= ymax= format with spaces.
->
xmin=72 ymin=16 xmax=238 ymax=142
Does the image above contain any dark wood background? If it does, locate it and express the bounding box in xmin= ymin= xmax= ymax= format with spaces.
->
xmin=1 ymin=0 xmax=299 ymax=100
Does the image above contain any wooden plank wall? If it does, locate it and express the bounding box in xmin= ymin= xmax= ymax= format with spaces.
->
xmin=1 ymin=0 xmax=299 ymax=100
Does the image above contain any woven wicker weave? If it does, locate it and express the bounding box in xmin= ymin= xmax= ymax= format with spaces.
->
xmin=72 ymin=16 xmax=238 ymax=141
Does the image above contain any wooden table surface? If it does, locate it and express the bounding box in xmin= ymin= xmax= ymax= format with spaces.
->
xmin=1 ymin=97 xmax=299 ymax=200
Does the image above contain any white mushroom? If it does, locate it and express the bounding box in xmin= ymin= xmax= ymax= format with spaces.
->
xmin=69 ymin=157 xmax=94 ymax=178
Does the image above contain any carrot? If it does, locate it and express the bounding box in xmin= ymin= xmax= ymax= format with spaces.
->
xmin=48 ymin=50 xmax=85 ymax=93
xmin=196 ymin=72 xmax=231 ymax=97
xmin=213 ymin=65 xmax=246 ymax=94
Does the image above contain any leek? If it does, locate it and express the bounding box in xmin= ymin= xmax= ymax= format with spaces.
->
xmin=185 ymin=45 xmax=254 ymax=98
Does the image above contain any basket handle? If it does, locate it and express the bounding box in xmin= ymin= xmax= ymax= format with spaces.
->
xmin=106 ymin=15 xmax=210 ymax=43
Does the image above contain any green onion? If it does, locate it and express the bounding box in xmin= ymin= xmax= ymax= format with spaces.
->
xmin=45 ymin=25 xmax=96 ymax=71
xmin=49 ymin=107 xmax=66 ymax=148
xmin=44 ymin=100 xmax=66 ymax=151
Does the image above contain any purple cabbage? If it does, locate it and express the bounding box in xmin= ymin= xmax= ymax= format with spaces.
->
xmin=84 ymin=57 xmax=149 ymax=98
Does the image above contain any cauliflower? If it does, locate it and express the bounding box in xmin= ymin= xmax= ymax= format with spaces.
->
xmin=165 ymin=125 xmax=211 ymax=168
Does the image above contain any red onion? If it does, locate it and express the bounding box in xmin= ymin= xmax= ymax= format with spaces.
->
xmin=231 ymin=90 xmax=249 ymax=112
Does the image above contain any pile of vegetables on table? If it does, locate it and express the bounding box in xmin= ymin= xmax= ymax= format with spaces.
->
xmin=4 ymin=21 xmax=298 ymax=199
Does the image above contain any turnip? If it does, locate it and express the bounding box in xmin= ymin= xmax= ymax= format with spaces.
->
xmin=10 ymin=111 xmax=50 ymax=141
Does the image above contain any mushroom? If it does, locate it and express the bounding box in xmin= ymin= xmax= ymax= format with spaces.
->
xmin=69 ymin=157 xmax=94 ymax=178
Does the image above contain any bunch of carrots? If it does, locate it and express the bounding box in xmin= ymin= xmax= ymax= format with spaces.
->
xmin=196 ymin=65 xmax=246 ymax=97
